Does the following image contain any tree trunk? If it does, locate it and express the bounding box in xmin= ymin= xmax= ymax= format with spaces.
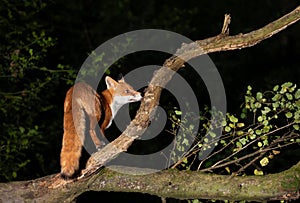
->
xmin=0 ymin=162 xmax=299 ymax=202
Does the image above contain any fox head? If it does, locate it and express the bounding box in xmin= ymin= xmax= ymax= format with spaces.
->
xmin=105 ymin=76 xmax=142 ymax=106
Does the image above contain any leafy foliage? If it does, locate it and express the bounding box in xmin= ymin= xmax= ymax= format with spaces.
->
xmin=170 ymin=82 xmax=300 ymax=175
xmin=0 ymin=0 xmax=75 ymax=181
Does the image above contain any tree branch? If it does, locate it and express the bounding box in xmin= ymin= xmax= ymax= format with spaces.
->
xmin=79 ymin=5 xmax=300 ymax=179
xmin=1 ymin=162 xmax=300 ymax=202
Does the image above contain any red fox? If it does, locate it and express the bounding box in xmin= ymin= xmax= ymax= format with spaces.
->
xmin=60 ymin=76 xmax=142 ymax=178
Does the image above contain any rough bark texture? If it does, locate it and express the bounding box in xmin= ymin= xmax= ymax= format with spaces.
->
xmin=0 ymin=5 xmax=300 ymax=203
xmin=0 ymin=162 xmax=299 ymax=202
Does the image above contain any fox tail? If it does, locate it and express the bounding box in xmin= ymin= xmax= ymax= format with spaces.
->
xmin=60 ymin=87 xmax=86 ymax=178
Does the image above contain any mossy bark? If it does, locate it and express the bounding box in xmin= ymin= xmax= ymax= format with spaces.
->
xmin=0 ymin=162 xmax=299 ymax=202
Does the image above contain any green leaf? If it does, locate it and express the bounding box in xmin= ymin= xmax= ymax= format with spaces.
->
xmin=263 ymin=118 xmax=269 ymax=125
xmin=280 ymin=82 xmax=294 ymax=94
xmin=273 ymin=85 xmax=279 ymax=91
xmin=254 ymin=102 xmax=262 ymax=108
xmin=272 ymin=94 xmax=281 ymax=102
xmin=182 ymin=138 xmax=189 ymax=146
xmin=29 ymin=49 xmax=33 ymax=56
xmin=236 ymin=141 xmax=242 ymax=148
xmin=237 ymin=131 xmax=244 ymax=136
xmin=224 ymin=126 xmax=231 ymax=133
xmin=240 ymin=113 xmax=247 ymax=119
xmin=295 ymin=100 xmax=300 ymax=108
xmin=290 ymin=84 xmax=297 ymax=92
xmin=261 ymin=107 xmax=271 ymax=115
xmin=225 ymin=167 xmax=231 ymax=174
xmin=257 ymin=116 xmax=264 ymax=122
xmin=221 ymin=120 xmax=227 ymax=127
xmin=262 ymin=125 xmax=271 ymax=133
xmin=286 ymin=93 xmax=293 ymax=100
xmin=248 ymin=128 xmax=256 ymax=139
xmin=263 ymin=139 xmax=269 ymax=146
xmin=260 ymin=157 xmax=269 ymax=167
xmin=19 ymin=127 xmax=25 ymax=133
xmin=257 ymin=142 xmax=263 ymax=147
xmin=174 ymin=110 xmax=182 ymax=115
xmin=229 ymin=115 xmax=238 ymax=123
xmin=189 ymin=124 xmax=195 ymax=131
xmin=285 ymin=112 xmax=293 ymax=119
xmin=282 ymin=82 xmax=293 ymax=88
xmin=255 ymin=129 xmax=262 ymax=135
xmin=272 ymin=102 xmax=280 ymax=109
xmin=21 ymin=139 xmax=29 ymax=146
xmin=12 ymin=171 xmax=17 ymax=178
xmin=293 ymin=124 xmax=299 ymax=131
xmin=256 ymin=92 xmax=263 ymax=100
xmin=254 ymin=169 xmax=264 ymax=176
xmin=295 ymin=89 xmax=300 ymax=99
xmin=239 ymin=137 xmax=248 ymax=145
xmin=209 ymin=131 xmax=216 ymax=138
xmin=294 ymin=111 xmax=300 ymax=122
xmin=237 ymin=123 xmax=245 ymax=128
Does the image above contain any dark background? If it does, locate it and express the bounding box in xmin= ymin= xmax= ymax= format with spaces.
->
xmin=46 ymin=0 xmax=300 ymax=111
xmin=0 ymin=0 xmax=299 ymax=202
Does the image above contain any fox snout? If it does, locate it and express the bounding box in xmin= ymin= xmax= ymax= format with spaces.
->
xmin=130 ymin=93 xmax=142 ymax=102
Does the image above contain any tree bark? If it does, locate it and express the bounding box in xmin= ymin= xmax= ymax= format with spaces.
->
xmin=0 ymin=162 xmax=299 ymax=202
xmin=1 ymin=5 xmax=300 ymax=203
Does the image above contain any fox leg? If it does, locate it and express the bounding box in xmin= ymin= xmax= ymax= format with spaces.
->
xmin=89 ymin=116 xmax=104 ymax=150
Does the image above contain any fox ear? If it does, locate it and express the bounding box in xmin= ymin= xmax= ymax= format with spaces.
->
xmin=105 ymin=76 xmax=118 ymax=89
xmin=117 ymin=74 xmax=125 ymax=83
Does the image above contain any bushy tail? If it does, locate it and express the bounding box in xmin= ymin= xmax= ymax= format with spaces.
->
xmin=60 ymin=87 xmax=85 ymax=178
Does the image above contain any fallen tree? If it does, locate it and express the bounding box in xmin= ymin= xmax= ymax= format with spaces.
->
xmin=1 ymin=5 xmax=300 ymax=203
xmin=1 ymin=162 xmax=300 ymax=202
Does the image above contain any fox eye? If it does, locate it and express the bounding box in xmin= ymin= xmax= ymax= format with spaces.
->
xmin=125 ymin=89 xmax=130 ymax=94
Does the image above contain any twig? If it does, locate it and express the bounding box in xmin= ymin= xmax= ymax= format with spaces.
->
xmin=199 ymin=132 xmax=299 ymax=172
xmin=233 ymin=152 xmax=266 ymax=175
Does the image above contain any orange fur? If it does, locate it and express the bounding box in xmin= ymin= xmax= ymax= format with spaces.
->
xmin=60 ymin=76 xmax=142 ymax=178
